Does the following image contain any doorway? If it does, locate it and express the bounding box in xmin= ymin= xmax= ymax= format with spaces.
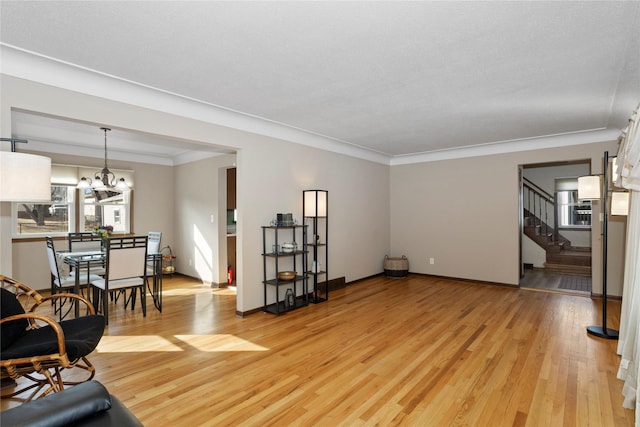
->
xmin=519 ymin=160 xmax=593 ymax=295
xmin=226 ymin=167 xmax=237 ymax=288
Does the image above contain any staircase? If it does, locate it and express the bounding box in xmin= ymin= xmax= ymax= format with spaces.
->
xmin=523 ymin=179 xmax=592 ymax=277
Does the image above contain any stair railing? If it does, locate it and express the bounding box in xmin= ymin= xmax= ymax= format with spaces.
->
xmin=523 ymin=177 xmax=556 ymax=242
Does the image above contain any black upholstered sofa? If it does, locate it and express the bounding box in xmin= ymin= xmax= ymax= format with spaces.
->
xmin=0 ymin=381 xmax=142 ymax=427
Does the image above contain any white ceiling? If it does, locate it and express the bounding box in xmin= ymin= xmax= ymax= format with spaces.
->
xmin=1 ymin=1 xmax=639 ymax=165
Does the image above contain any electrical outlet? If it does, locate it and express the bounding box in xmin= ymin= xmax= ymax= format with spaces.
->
xmin=189 ymin=259 xmax=193 ymax=266
xmin=429 ymin=258 xmax=435 ymax=265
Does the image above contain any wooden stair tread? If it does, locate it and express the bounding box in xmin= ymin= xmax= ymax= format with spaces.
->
xmin=524 ymin=208 xmax=592 ymax=277
xmin=547 ymin=254 xmax=591 ymax=263
xmin=544 ymin=263 xmax=592 ymax=277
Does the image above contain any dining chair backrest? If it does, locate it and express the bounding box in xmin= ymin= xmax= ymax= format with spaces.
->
xmin=147 ymin=232 xmax=162 ymax=255
xmin=68 ymin=232 xmax=101 ymax=252
xmin=45 ymin=236 xmax=61 ymax=279
xmin=105 ymin=236 xmax=148 ymax=281
xmin=45 ymin=236 xmax=70 ymax=280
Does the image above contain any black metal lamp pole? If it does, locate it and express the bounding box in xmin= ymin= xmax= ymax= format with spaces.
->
xmin=587 ymin=151 xmax=619 ymax=339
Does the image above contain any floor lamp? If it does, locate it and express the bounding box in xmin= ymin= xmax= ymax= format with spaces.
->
xmin=578 ymin=151 xmax=618 ymax=339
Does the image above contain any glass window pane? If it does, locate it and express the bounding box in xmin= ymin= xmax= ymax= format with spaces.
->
xmin=80 ymin=188 xmax=130 ymax=234
xmin=14 ymin=185 xmax=73 ymax=236
xmin=557 ymin=190 xmax=591 ymax=227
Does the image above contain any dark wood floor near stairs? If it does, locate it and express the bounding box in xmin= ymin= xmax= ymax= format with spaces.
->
xmin=520 ymin=268 xmax=592 ymax=295
xmin=1 ymin=274 xmax=630 ymax=426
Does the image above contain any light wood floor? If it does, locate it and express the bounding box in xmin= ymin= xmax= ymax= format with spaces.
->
xmin=2 ymin=274 xmax=634 ymax=426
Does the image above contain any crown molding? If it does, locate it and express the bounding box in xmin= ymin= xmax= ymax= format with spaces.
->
xmin=0 ymin=44 xmax=390 ymax=165
xmin=1 ymin=44 xmax=622 ymax=167
xmin=389 ymin=128 xmax=623 ymax=165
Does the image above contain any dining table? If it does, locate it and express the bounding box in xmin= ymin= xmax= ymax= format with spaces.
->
xmin=61 ymin=250 xmax=163 ymax=316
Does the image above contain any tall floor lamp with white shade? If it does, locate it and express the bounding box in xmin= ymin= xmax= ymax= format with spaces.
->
xmin=578 ymin=151 xmax=629 ymax=340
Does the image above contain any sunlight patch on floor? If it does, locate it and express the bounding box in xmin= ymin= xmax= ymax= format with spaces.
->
xmin=162 ymin=287 xmax=214 ymax=296
xmin=175 ymin=334 xmax=269 ymax=352
xmin=97 ymin=335 xmax=183 ymax=352
xmin=212 ymin=287 xmax=236 ymax=296
xmin=96 ymin=334 xmax=268 ymax=353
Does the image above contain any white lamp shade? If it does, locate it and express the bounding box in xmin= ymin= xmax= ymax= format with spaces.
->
xmin=611 ymin=157 xmax=620 ymax=185
xmin=0 ymin=151 xmax=52 ymax=202
xmin=304 ymin=191 xmax=327 ymax=217
xmin=578 ymin=175 xmax=601 ymax=200
xmin=611 ymin=192 xmax=630 ymax=216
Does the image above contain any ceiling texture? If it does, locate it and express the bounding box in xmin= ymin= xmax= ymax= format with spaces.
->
xmin=1 ymin=1 xmax=639 ymax=165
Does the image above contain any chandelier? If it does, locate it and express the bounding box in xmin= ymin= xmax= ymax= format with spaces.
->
xmin=77 ymin=127 xmax=129 ymax=191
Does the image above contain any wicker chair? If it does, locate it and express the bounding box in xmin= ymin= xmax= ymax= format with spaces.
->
xmin=0 ymin=275 xmax=105 ymax=402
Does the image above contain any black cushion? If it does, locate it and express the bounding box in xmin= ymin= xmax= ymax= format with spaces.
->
xmin=77 ymin=394 xmax=144 ymax=427
xmin=0 ymin=381 xmax=143 ymax=427
xmin=0 ymin=380 xmax=112 ymax=427
xmin=1 ymin=288 xmax=29 ymax=351
xmin=1 ymin=315 xmax=105 ymax=361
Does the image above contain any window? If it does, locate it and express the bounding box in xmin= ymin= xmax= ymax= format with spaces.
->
xmin=79 ymin=188 xmax=131 ymax=234
xmin=554 ymin=177 xmax=592 ymax=229
xmin=557 ymin=190 xmax=592 ymax=228
xmin=13 ymin=185 xmax=75 ymax=237
xmin=12 ymin=163 xmax=134 ymax=238
xmin=13 ymin=185 xmax=131 ymax=238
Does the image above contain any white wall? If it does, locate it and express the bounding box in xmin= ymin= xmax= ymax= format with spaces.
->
xmin=522 ymin=235 xmax=546 ymax=268
xmin=560 ymin=229 xmax=591 ymax=248
xmin=174 ymin=154 xmax=236 ymax=285
xmin=523 ymin=163 xmax=590 ymax=194
xmin=1 ymin=75 xmax=628 ymax=307
xmin=237 ymin=138 xmax=390 ymax=312
xmin=390 ymin=141 xmax=627 ymax=296
xmin=0 ymin=76 xmax=391 ymax=313
xmin=390 ymin=155 xmax=519 ymax=285
xmin=171 ymin=127 xmax=390 ymax=313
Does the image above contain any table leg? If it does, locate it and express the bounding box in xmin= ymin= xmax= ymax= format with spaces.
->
xmin=74 ymin=271 xmax=80 ymax=318
xmin=154 ymin=257 xmax=162 ymax=311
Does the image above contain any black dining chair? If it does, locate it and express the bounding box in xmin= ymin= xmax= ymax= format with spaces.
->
xmin=90 ymin=236 xmax=148 ymax=325
xmin=68 ymin=232 xmax=106 ymax=276
xmin=146 ymin=231 xmax=162 ymax=276
xmin=68 ymin=232 xmax=102 ymax=252
xmin=45 ymin=237 xmax=102 ymax=320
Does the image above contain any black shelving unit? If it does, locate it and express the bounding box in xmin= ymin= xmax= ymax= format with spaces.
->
xmin=262 ymin=225 xmax=308 ymax=315
xmin=303 ymin=190 xmax=328 ymax=303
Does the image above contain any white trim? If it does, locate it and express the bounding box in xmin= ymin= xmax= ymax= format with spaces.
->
xmin=1 ymin=44 xmax=389 ymax=165
xmin=0 ymin=44 xmax=625 ymax=166
xmin=390 ymin=129 xmax=623 ymax=165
